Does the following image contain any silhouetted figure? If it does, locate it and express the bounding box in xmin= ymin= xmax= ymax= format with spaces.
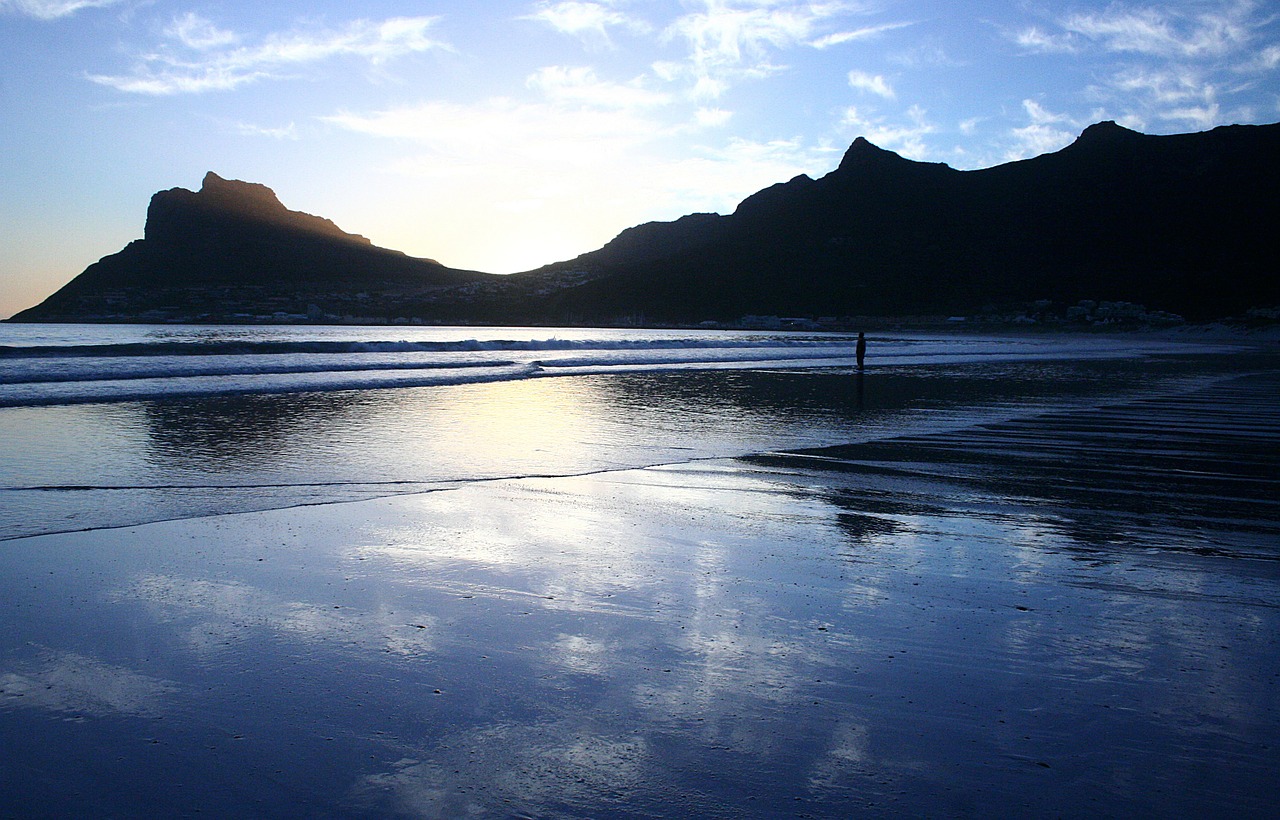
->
xmin=855 ymin=332 xmax=866 ymax=370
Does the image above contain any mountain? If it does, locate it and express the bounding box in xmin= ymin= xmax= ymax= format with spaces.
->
xmin=527 ymin=121 xmax=1278 ymax=323
xmin=12 ymin=122 xmax=1279 ymax=325
xmin=11 ymin=172 xmax=504 ymax=323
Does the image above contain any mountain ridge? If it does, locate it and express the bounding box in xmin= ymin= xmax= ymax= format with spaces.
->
xmin=11 ymin=121 xmax=1279 ymax=325
xmin=525 ymin=120 xmax=1278 ymax=323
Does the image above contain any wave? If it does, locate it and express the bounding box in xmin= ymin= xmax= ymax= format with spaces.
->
xmin=0 ymin=327 xmax=1224 ymax=409
xmin=0 ymin=363 xmax=544 ymax=408
xmin=0 ymin=357 xmax=518 ymax=386
xmin=0 ymin=332 xmax=868 ymax=407
xmin=0 ymin=335 xmax=852 ymax=359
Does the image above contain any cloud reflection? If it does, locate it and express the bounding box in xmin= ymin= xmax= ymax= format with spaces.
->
xmin=116 ymin=573 xmax=439 ymax=659
xmin=0 ymin=648 xmax=175 ymax=718
xmin=352 ymin=719 xmax=654 ymax=819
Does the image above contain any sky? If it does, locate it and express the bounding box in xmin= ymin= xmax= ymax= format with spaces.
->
xmin=2 ymin=0 xmax=1278 ymax=318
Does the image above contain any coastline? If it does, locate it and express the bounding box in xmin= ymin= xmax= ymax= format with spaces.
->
xmin=2 ymin=354 xmax=1277 ymax=816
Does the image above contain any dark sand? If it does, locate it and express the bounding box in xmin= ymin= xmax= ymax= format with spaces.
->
xmin=1 ymin=364 xmax=1277 ymax=817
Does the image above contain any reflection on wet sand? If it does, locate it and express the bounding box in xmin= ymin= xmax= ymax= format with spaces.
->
xmin=0 ymin=366 xmax=1277 ymax=816
xmin=0 ymin=648 xmax=176 ymax=718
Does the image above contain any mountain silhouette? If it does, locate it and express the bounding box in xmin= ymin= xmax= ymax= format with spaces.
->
xmin=13 ymin=172 xmax=498 ymax=322
xmin=12 ymin=122 xmax=1279 ymax=324
xmin=527 ymin=120 xmax=1278 ymax=323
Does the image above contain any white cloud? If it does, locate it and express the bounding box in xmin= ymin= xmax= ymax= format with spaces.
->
xmin=661 ymin=1 xmax=860 ymax=99
xmin=1007 ymin=3 xmax=1275 ymax=134
xmin=694 ymin=106 xmax=733 ymax=127
xmin=1244 ymin=43 xmax=1280 ymax=71
xmin=1011 ymin=25 xmax=1078 ymax=54
xmin=89 ymin=16 xmax=449 ymax=95
xmin=1111 ymin=66 xmax=1216 ymax=106
xmin=1062 ymin=5 xmax=1251 ymax=59
xmin=527 ymin=65 xmax=670 ymax=109
xmin=233 ymin=121 xmax=300 ymax=141
xmin=165 ymin=12 xmax=238 ymax=51
xmin=522 ymin=1 xmax=649 ymax=48
xmin=1004 ymin=99 xmax=1078 ymax=161
xmin=0 ymin=0 xmax=120 ymax=19
xmin=1078 ymin=64 xmax=1237 ymax=128
xmin=1160 ymin=102 xmax=1222 ymax=127
xmin=847 ymin=69 xmax=894 ymax=98
xmin=811 ymin=21 xmax=914 ymax=49
xmin=667 ymin=1 xmax=825 ymax=64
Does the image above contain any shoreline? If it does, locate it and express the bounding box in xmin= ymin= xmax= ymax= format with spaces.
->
xmin=7 ymin=316 xmax=1280 ymax=337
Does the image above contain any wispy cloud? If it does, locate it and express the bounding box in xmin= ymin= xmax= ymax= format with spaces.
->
xmin=888 ymin=39 xmax=964 ymax=69
xmin=0 ymin=0 xmax=120 ymax=20
xmin=166 ymin=11 xmax=239 ymax=51
xmin=1102 ymin=67 xmax=1225 ymax=126
xmin=1005 ymin=1 xmax=1275 ymax=131
xmin=811 ymin=21 xmax=914 ymax=49
xmin=1076 ymin=51 xmax=1243 ymax=127
xmin=1011 ymin=25 xmax=1079 ymax=55
xmin=1246 ymin=43 xmax=1280 ymax=71
xmin=1006 ymin=1 xmax=1272 ymax=62
xmin=661 ymin=1 xmax=871 ymax=100
xmin=847 ymin=69 xmax=894 ymax=98
xmin=88 ymin=15 xmax=449 ymax=95
xmin=1110 ymin=66 xmax=1215 ymax=106
xmin=1062 ymin=4 xmax=1251 ymax=59
xmin=522 ymin=1 xmax=649 ymax=48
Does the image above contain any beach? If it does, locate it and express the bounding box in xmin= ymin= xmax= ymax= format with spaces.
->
xmin=1 ymin=327 xmax=1278 ymax=817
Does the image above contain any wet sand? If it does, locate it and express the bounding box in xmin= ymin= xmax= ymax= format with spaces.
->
xmin=1 ymin=366 xmax=1278 ymax=817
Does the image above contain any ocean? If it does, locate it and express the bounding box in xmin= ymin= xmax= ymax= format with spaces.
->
xmin=1 ymin=322 xmax=1277 ymax=817
xmin=0 ymin=323 xmax=1242 ymax=542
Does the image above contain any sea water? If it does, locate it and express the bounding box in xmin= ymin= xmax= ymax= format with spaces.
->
xmin=0 ymin=322 xmax=1204 ymax=407
xmin=2 ymin=323 xmax=1277 ymax=817
xmin=0 ymin=324 xmax=1245 ymax=541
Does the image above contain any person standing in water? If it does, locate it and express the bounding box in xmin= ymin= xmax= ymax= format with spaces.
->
xmin=856 ymin=331 xmax=866 ymax=370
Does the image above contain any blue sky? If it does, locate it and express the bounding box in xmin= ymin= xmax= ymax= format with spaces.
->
xmin=3 ymin=0 xmax=1277 ymax=317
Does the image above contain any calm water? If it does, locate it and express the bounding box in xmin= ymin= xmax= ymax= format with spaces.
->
xmin=1 ymin=324 xmax=1277 ymax=817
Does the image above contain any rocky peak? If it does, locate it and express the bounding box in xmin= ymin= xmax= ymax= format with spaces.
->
xmin=1064 ymin=120 xmax=1144 ymax=153
xmin=145 ymin=172 xmax=373 ymax=246
xmin=196 ymin=171 xmax=290 ymax=218
xmin=837 ymin=136 xmax=907 ymax=172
